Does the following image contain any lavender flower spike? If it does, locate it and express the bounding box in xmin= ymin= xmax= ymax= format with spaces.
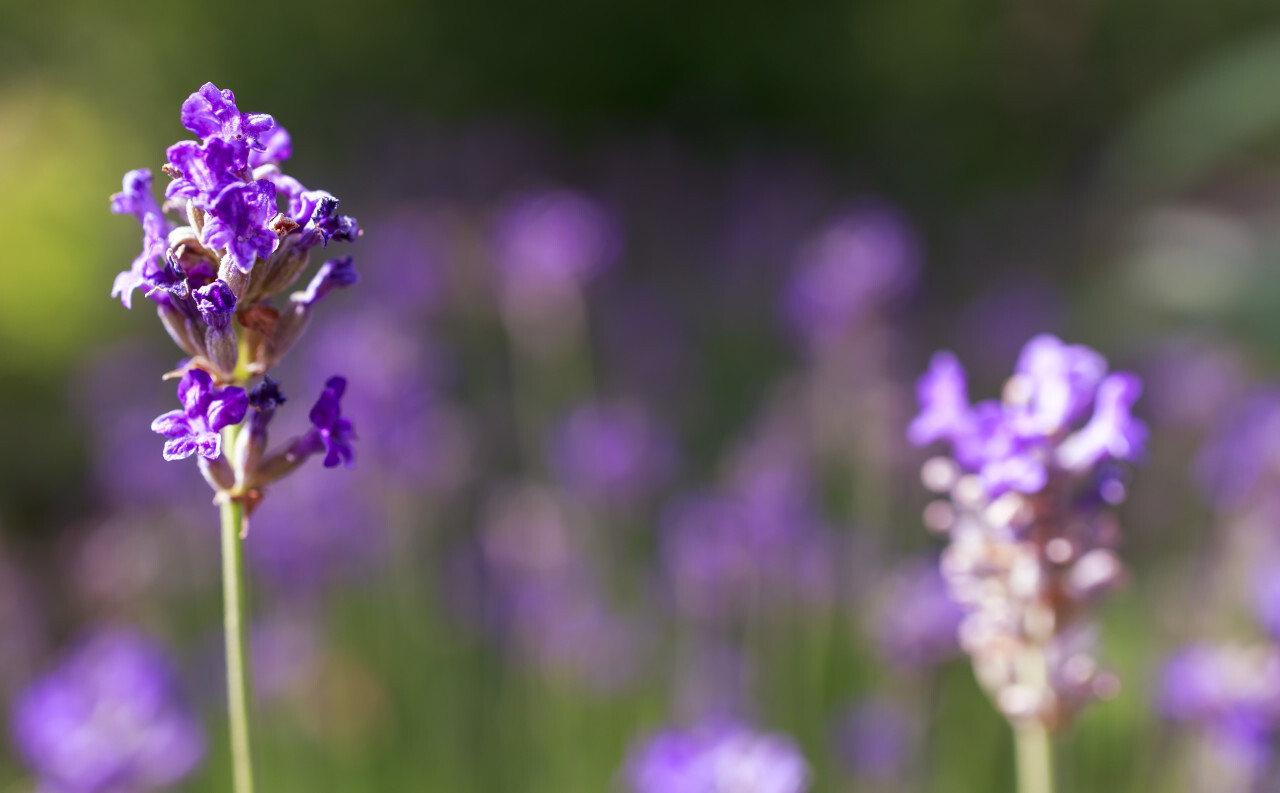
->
xmin=908 ymin=334 xmax=1143 ymax=734
xmin=151 ymin=369 xmax=247 ymax=461
xmin=110 ymin=82 xmax=361 ymax=793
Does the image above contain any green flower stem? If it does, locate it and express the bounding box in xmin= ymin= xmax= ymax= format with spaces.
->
xmin=1014 ymin=644 xmax=1054 ymax=793
xmin=219 ymin=425 xmax=255 ymax=793
xmin=1015 ymin=720 xmax=1054 ymax=793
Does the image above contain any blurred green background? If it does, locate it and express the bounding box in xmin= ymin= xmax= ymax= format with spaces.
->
xmin=5 ymin=0 xmax=1280 ymax=791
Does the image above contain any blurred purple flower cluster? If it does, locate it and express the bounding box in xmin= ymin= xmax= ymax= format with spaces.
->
xmin=624 ymin=721 xmax=810 ymax=793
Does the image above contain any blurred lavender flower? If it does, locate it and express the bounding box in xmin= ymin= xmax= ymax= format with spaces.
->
xmin=1138 ymin=336 xmax=1247 ymax=431
xmin=1159 ymin=644 xmax=1280 ymax=786
xmin=833 ymin=698 xmax=913 ymax=784
xmin=458 ymin=484 xmax=648 ymax=692
xmin=11 ymin=631 xmax=204 ymax=793
xmin=871 ymin=560 xmax=963 ymax=669
xmin=624 ymin=721 xmax=810 ymax=793
xmin=663 ymin=425 xmax=836 ymax=623
xmin=491 ymin=188 xmax=621 ymax=316
xmin=1195 ymin=390 xmax=1280 ymax=511
xmin=549 ymin=400 xmax=677 ymax=506
xmin=781 ymin=203 xmax=920 ymax=348
xmin=909 ymin=334 xmax=1144 ymax=727
xmin=247 ymin=467 xmax=387 ymax=592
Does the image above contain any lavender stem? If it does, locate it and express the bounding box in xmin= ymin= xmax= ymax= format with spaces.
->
xmin=1015 ymin=647 xmax=1054 ymax=793
xmin=219 ymin=428 xmax=256 ymax=793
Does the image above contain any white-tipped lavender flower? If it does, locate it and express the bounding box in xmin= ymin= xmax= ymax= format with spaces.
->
xmin=108 ymin=82 xmax=363 ymax=793
xmin=908 ymin=334 xmax=1145 ymax=730
xmin=109 ymin=82 xmax=361 ymax=501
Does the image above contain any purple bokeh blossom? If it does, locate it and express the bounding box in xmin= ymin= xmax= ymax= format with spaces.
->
xmin=1195 ymin=390 xmax=1280 ymax=510
xmin=624 ymin=721 xmax=810 ymax=793
xmin=872 ymin=560 xmax=963 ymax=669
xmin=550 ymin=401 xmax=677 ymax=505
xmin=11 ymin=631 xmax=205 ymax=793
xmin=781 ymin=204 xmax=920 ymax=346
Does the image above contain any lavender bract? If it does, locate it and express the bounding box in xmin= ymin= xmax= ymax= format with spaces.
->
xmin=11 ymin=631 xmax=204 ymax=793
xmin=908 ymin=334 xmax=1144 ymax=728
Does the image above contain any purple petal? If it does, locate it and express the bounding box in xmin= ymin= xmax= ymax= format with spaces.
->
xmin=162 ymin=436 xmax=199 ymax=461
xmin=176 ymin=369 xmax=214 ymax=417
xmin=150 ymin=410 xmax=192 ymax=438
xmin=907 ymin=351 xmax=973 ymax=447
xmin=194 ymin=432 xmax=222 ymax=460
xmin=207 ymin=387 xmax=248 ymax=432
xmin=1056 ymin=372 xmax=1146 ymax=471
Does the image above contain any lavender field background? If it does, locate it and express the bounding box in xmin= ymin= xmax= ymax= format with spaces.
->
xmin=5 ymin=0 xmax=1280 ymax=790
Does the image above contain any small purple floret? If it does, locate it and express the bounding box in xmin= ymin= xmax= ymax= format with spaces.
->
xmin=180 ymin=82 xmax=275 ymax=151
xmin=297 ymin=256 xmax=359 ymax=306
xmin=248 ymin=125 xmax=292 ymax=168
xmin=293 ymin=376 xmax=356 ymax=468
xmin=164 ymin=137 xmax=248 ymax=207
xmin=202 ymin=181 xmax=280 ymax=272
xmin=150 ymin=369 xmax=247 ymax=461
xmin=193 ymin=279 xmax=236 ymax=328
xmin=109 ymin=169 xmax=163 ymax=225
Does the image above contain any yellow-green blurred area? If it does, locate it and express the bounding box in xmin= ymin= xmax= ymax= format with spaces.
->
xmin=8 ymin=0 xmax=1280 ymax=791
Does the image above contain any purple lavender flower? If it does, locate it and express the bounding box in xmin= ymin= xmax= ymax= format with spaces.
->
xmin=248 ymin=125 xmax=292 ymax=168
xmin=180 ymin=82 xmax=275 ymax=150
xmin=781 ymin=203 xmax=920 ymax=346
xmin=164 ymin=137 xmax=248 ymax=207
xmin=201 ymin=181 xmax=280 ymax=272
xmin=908 ymin=334 xmax=1146 ymax=498
xmin=624 ymin=721 xmax=810 ymax=793
xmin=910 ymin=334 xmax=1143 ymax=728
xmin=906 ymin=351 xmax=974 ymax=447
xmin=549 ymin=401 xmax=676 ymax=505
xmin=1195 ymin=390 xmax=1280 ymax=510
xmin=109 ymin=171 xmax=171 ymax=310
xmin=296 ymin=256 xmax=360 ymax=306
xmin=872 ymin=560 xmax=963 ymax=669
xmin=150 ymin=369 xmax=247 ymax=461
xmin=294 ymin=190 xmax=361 ymax=249
xmin=492 ymin=189 xmax=621 ymax=307
xmin=1158 ymin=641 xmax=1280 ymax=790
xmin=288 ymin=376 xmax=355 ymax=469
xmin=109 ymin=169 xmax=163 ymax=225
xmin=11 ymin=630 xmax=204 ymax=793
xmin=193 ymin=279 xmax=236 ymax=325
